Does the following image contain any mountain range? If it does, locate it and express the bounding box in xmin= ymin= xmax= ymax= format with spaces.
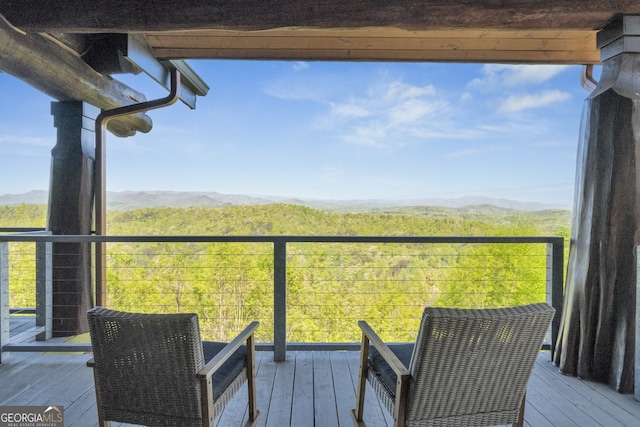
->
xmin=0 ymin=190 xmax=568 ymax=212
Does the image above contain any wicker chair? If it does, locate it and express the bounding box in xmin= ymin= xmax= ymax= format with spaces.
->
xmin=351 ymin=303 xmax=556 ymax=427
xmin=86 ymin=307 xmax=260 ymax=427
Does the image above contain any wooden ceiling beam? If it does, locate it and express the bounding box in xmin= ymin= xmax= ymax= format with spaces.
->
xmin=2 ymin=1 xmax=639 ymax=33
xmin=0 ymin=19 xmax=153 ymax=137
xmin=145 ymin=28 xmax=599 ymax=64
xmin=150 ymin=47 xmax=599 ymax=64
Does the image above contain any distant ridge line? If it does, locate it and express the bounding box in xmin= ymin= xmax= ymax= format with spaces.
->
xmin=0 ymin=190 xmax=568 ymax=212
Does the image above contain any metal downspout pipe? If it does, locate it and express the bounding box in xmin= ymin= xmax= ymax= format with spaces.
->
xmin=581 ymin=64 xmax=598 ymax=93
xmin=94 ymin=68 xmax=181 ymax=306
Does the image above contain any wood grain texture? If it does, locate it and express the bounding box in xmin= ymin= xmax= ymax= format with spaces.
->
xmin=144 ymin=28 xmax=600 ymax=63
xmin=0 ymin=19 xmax=152 ymax=137
xmin=554 ymin=51 xmax=640 ymax=394
xmin=2 ymin=1 xmax=639 ymax=32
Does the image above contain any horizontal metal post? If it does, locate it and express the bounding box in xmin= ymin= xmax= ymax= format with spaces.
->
xmin=7 ymin=326 xmax=45 ymax=343
xmin=1 ymin=337 xmax=553 ymax=354
xmin=0 ymin=234 xmax=563 ymax=245
xmin=2 ymin=343 xmax=93 ymax=352
xmin=0 ymin=227 xmax=46 ymax=233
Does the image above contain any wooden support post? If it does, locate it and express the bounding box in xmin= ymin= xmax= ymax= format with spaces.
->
xmin=48 ymin=101 xmax=97 ymax=337
xmin=555 ymin=16 xmax=640 ymax=393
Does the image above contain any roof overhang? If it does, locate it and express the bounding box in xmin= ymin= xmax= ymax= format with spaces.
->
xmin=3 ymin=1 xmax=640 ymax=65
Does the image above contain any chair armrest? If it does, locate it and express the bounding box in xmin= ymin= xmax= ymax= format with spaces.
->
xmin=197 ymin=321 xmax=259 ymax=379
xmin=358 ymin=320 xmax=411 ymax=426
xmin=358 ymin=320 xmax=410 ymax=378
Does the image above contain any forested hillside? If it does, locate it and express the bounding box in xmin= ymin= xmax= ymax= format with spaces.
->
xmin=0 ymin=203 xmax=571 ymax=235
xmin=1 ymin=203 xmax=570 ymax=342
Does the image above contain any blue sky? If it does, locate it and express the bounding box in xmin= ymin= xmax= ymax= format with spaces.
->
xmin=0 ymin=61 xmax=593 ymax=208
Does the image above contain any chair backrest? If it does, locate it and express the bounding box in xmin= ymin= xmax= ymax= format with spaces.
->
xmin=87 ymin=307 xmax=206 ymax=426
xmin=406 ymin=303 xmax=555 ymax=426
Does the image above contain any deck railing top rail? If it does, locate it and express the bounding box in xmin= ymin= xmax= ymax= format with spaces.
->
xmin=0 ymin=233 xmax=564 ymax=244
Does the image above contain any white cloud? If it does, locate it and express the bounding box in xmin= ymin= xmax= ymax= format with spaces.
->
xmin=460 ymin=92 xmax=472 ymax=102
xmin=0 ymin=134 xmax=52 ymax=148
xmin=314 ymin=79 xmax=450 ymax=147
xmin=262 ymin=82 xmax=323 ymax=101
xmin=531 ymin=139 xmax=567 ymax=148
xmin=468 ymin=64 xmax=571 ymax=90
xmin=499 ymin=64 xmax=569 ymax=86
xmin=293 ymin=62 xmax=309 ymax=72
xmin=383 ymin=81 xmax=436 ymax=101
xmin=498 ymin=90 xmax=571 ymax=113
xmin=263 ymin=66 xmax=572 ymax=151
xmin=447 ymin=147 xmax=487 ymax=158
xmin=262 ymin=71 xmax=453 ymax=149
xmin=342 ymin=123 xmax=389 ymax=147
xmin=388 ymin=99 xmax=438 ymax=125
xmin=330 ymin=102 xmax=371 ymax=119
xmin=0 ymin=134 xmax=53 ymax=156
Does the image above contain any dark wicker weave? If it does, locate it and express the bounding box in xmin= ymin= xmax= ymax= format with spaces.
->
xmin=87 ymin=307 xmax=259 ymax=427
xmin=352 ymin=303 xmax=556 ymax=427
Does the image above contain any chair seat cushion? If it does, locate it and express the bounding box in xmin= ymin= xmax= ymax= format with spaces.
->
xmin=369 ymin=343 xmax=414 ymax=398
xmin=203 ymin=341 xmax=247 ymax=400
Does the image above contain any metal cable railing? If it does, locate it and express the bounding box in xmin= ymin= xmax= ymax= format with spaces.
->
xmin=0 ymin=233 xmax=564 ymax=362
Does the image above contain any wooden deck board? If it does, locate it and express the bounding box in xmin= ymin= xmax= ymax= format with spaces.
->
xmin=525 ymin=373 xmax=582 ymax=426
xmin=330 ymin=352 xmax=358 ymax=427
xmin=265 ymin=352 xmax=295 ymax=427
xmin=64 ymin=388 xmax=100 ymax=427
xmin=291 ymin=351 xmax=315 ymax=427
xmin=0 ymin=350 xmax=638 ymax=426
xmin=253 ymin=350 xmax=278 ymax=427
xmin=313 ymin=351 xmax=340 ymax=427
xmin=0 ymin=353 xmax=80 ymax=404
xmin=534 ymin=355 xmax=640 ymax=425
xmin=522 ymin=401 xmax=554 ymax=427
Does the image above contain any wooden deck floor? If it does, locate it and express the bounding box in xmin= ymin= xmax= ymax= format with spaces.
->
xmin=2 ymin=319 xmax=640 ymax=426
xmin=2 ymin=350 xmax=640 ymax=426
